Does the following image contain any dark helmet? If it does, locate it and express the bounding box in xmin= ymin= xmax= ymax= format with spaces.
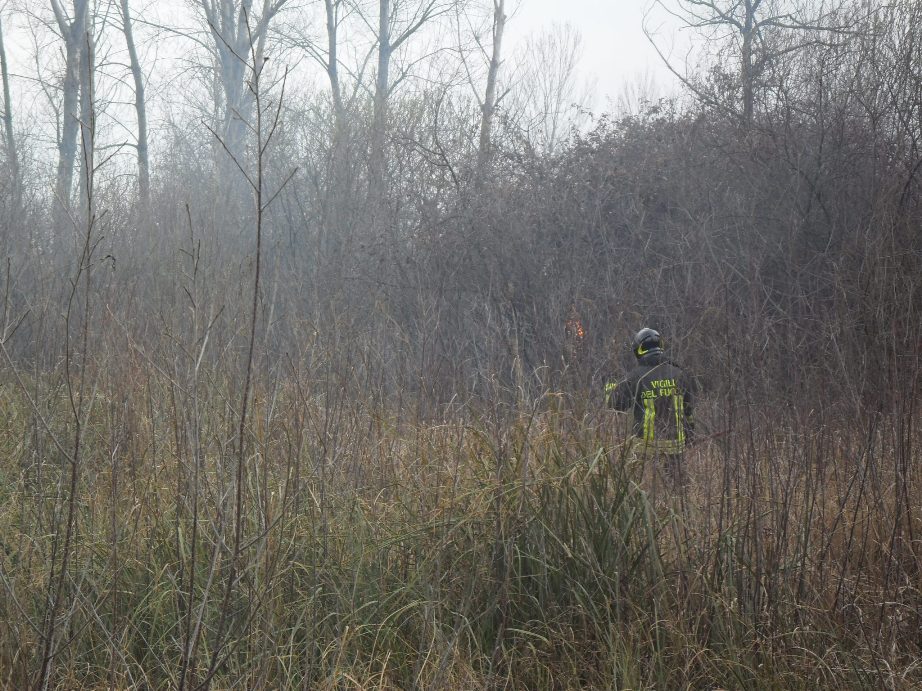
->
xmin=632 ymin=328 xmax=663 ymax=358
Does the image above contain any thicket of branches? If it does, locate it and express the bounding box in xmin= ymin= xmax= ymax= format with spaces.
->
xmin=0 ymin=0 xmax=918 ymax=410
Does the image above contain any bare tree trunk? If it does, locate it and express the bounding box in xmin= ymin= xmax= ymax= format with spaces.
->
xmin=319 ymin=0 xmax=349 ymax=282
xmin=477 ymin=0 xmax=506 ymax=175
xmin=77 ymin=30 xmax=95 ymax=214
xmin=201 ymin=0 xmax=285 ymax=170
xmin=367 ymin=0 xmax=447 ymax=223
xmin=119 ymin=0 xmax=150 ymax=207
xmin=370 ymin=0 xmax=391 ymax=210
xmin=56 ymin=33 xmax=79 ymax=215
xmin=324 ymin=0 xmax=345 ymax=130
xmin=220 ymin=13 xmax=249 ymax=164
xmin=741 ymin=0 xmax=755 ymax=129
xmin=52 ymin=0 xmax=90 ymax=229
xmin=0 ymin=15 xmax=20 ymax=216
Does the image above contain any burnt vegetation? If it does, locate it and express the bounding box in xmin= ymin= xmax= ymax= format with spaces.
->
xmin=0 ymin=0 xmax=920 ymax=688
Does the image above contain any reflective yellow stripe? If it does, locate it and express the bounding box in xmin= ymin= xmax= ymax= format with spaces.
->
xmin=674 ymin=394 xmax=685 ymax=445
xmin=643 ymin=397 xmax=656 ymax=444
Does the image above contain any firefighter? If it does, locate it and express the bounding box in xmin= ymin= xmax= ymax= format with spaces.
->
xmin=604 ymin=328 xmax=694 ymax=484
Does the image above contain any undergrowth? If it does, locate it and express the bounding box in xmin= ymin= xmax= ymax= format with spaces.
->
xmin=0 ymin=371 xmax=918 ymax=689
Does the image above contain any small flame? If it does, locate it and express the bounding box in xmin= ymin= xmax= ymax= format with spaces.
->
xmin=566 ymin=317 xmax=585 ymax=341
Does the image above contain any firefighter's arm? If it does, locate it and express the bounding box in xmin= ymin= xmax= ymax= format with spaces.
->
xmin=604 ymin=379 xmax=632 ymax=411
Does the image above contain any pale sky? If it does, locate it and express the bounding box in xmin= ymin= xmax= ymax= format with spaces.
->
xmin=510 ymin=0 xmax=684 ymax=108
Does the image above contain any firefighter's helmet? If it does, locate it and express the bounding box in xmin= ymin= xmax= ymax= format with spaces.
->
xmin=632 ymin=328 xmax=663 ymax=358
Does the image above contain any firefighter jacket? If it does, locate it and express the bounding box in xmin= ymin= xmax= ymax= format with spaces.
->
xmin=604 ymin=352 xmax=694 ymax=455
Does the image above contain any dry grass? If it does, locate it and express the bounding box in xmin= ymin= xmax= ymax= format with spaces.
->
xmin=0 ymin=365 xmax=919 ymax=689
